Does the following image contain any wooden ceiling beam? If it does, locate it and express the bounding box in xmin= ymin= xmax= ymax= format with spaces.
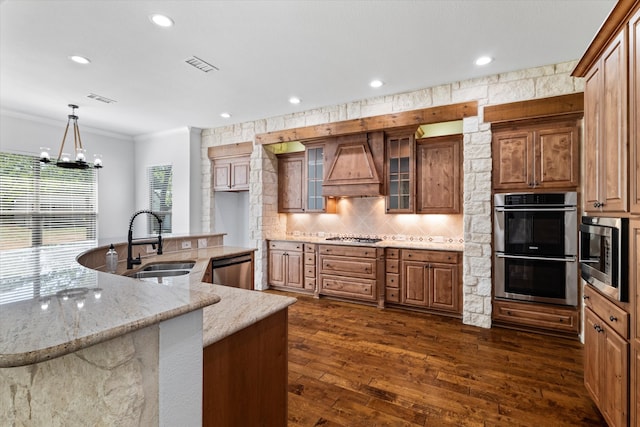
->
xmin=254 ymin=101 xmax=477 ymax=145
xmin=483 ymin=93 xmax=584 ymax=124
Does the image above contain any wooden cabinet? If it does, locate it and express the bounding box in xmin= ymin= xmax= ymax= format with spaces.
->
xmin=385 ymin=248 xmax=400 ymax=303
xmin=416 ymin=135 xmax=462 ymax=214
xmin=583 ymin=285 xmax=630 ymax=427
xmin=492 ymin=118 xmax=580 ymax=191
xmin=492 ymin=300 xmax=580 ymax=335
xmin=213 ymin=156 xmax=250 ymax=191
xmin=304 ymin=243 xmax=317 ymax=293
xmin=267 ymin=240 xmax=304 ymax=290
xmin=277 ymin=153 xmax=305 ymax=213
xmin=631 ymin=218 xmax=640 ymax=427
xmin=385 ymin=131 xmax=415 ymax=213
xmin=303 ymin=143 xmax=336 ymax=213
xmin=318 ymin=244 xmax=383 ymax=305
xmin=400 ymin=250 xmax=461 ymax=315
xmin=583 ymin=30 xmax=628 ymax=213
xmin=203 ymin=309 xmax=288 ymax=426
xmin=631 ymin=8 xmax=640 ymax=214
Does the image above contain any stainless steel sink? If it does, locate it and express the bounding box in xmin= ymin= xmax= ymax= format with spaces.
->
xmin=127 ymin=261 xmax=195 ymax=279
xmin=141 ymin=262 xmax=195 ymax=272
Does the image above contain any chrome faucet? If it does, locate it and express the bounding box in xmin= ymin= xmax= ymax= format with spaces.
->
xmin=127 ymin=209 xmax=163 ymax=269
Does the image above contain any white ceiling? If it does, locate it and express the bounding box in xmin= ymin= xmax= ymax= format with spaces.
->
xmin=0 ymin=0 xmax=616 ymax=138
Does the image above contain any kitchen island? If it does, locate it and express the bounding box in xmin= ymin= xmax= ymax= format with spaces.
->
xmin=0 ymin=234 xmax=296 ymax=426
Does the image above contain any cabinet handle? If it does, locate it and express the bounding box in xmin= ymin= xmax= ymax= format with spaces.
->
xmin=593 ymin=201 xmax=603 ymax=208
xmin=609 ymin=315 xmax=617 ymax=322
xmin=583 ymin=295 xmax=590 ymax=300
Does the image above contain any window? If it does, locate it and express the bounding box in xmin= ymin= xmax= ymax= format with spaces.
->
xmin=148 ymin=165 xmax=172 ymax=234
xmin=0 ymin=152 xmax=98 ymax=304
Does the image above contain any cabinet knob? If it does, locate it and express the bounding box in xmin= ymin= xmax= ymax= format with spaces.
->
xmin=593 ymin=201 xmax=603 ymax=208
xmin=609 ymin=315 xmax=617 ymax=322
xmin=583 ymin=295 xmax=589 ymax=300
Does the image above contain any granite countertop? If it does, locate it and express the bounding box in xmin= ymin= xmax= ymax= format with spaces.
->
xmin=0 ymin=245 xmax=296 ymax=368
xmin=271 ymin=236 xmax=465 ymax=252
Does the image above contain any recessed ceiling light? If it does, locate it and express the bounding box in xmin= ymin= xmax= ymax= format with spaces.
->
xmin=220 ymin=112 xmax=231 ymax=119
xmin=150 ymin=14 xmax=174 ymax=28
xmin=370 ymin=79 xmax=384 ymax=88
xmin=289 ymin=97 xmax=301 ymax=105
xmin=69 ymin=55 xmax=91 ymax=65
xmin=475 ymin=56 xmax=493 ymax=66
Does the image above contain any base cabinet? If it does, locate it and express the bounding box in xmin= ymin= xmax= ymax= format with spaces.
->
xmin=203 ymin=309 xmax=288 ymax=426
xmin=399 ymin=250 xmax=461 ymax=315
xmin=492 ymin=299 xmax=579 ymax=335
xmin=584 ymin=285 xmax=630 ymax=427
xmin=268 ymin=241 xmax=304 ymax=290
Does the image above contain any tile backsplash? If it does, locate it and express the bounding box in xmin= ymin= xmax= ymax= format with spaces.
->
xmin=286 ymin=197 xmax=463 ymax=243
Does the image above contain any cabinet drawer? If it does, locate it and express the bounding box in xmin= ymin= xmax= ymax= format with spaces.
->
xmin=305 ymin=265 xmax=316 ymax=278
xmin=304 ymin=244 xmax=316 ymax=253
xmin=583 ymin=285 xmax=629 ymax=338
xmin=386 ymin=248 xmax=399 ymax=259
xmin=385 ymin=288 xmax=400 ymax=303
xmin=320 ymin=255 xmax=376 ymax=279
xmin=320 ymin=275 xmax=376 ymax=299
xmin=304 ymin=278 xmax=316 ymax=290
xmin=304 ymin=253 xmax=316 ymax=265
xmin=319 ymin=245 xmax=377 ymax=258
xmin=386 ymin=259 xmax=399 ymax=273
xmin=386 ymin=273 xmax=399 ymax=288
xmin=269 ymin=241 xmax=303 ymax=252
xmin=493 ymin=300 xmax=579 ymax=333
xmin=402 ymin=250 xmax=459 ymax=264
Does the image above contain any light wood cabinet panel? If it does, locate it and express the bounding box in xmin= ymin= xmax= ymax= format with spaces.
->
xmin=278 ymin=153 xmax=305 ymax=213
xmin=631 ymin=8 xmax=640 ymax=214
xmin=268 ymin=241 xmax=304 ymax=290
xmin=631 ymin=218 xmax=640 ymax=427
xmin=429 ymin=263 xmax=458 ymax=312
xmin=416 ymin=136 xmax=462 ymax=214
xmin=602 ymin=327 xmax=629 ymax=427
xmin=584 ymin=30 xmax=629 ymax=213
xmin=584 ymin=308 xmax=602 ymax=408
xmin=403 ymin=261 xmax=429 ymax=306
xmin=492 ymin=119 xmax=579 ymax=191
xmin=213 ymin=157 xmax=250 ymax=192
xmin=303 ymin=143 xmax=336 ymax=213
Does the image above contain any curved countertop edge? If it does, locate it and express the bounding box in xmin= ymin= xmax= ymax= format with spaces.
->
xmin=0 ymin=293 xmax=221 ymax=368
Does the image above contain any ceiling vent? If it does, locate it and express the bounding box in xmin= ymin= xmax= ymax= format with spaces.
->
xmin=87 ymin=93 xmax=117 ymax=104
xmin=185 ymin=56 xmax=219 ymax=73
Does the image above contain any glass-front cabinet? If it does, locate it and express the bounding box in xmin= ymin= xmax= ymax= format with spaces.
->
xmin=386 ymin=131 xmax=415 ymax=213
xmin=306 ymin=145 xmax=324 ymax=211
xmin=303 ymin=143 xmax=336 ymax=213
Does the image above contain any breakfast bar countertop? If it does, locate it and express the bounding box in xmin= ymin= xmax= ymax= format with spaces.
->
xmin=0 ymin=245 xmax=296 ymax=368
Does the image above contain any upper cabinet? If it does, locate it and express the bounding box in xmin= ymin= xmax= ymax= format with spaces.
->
xmin=416 ymin=135 xmax=462 ymax=214
xmin=277 ymin=152 xmax=305 ymax=213
xmin=385 ymin=131 xmax=415 ymax=213
xmin=492 ymin=117 xmax=580 ymax=191
xmin=584 ymin=30 xmax=628 ymax=213
xmin=208 ymin=142 xmax=253 ymax=192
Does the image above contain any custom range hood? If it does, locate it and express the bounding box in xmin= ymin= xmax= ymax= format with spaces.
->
xmin=321 ymin=132 xmax=384 ymax=197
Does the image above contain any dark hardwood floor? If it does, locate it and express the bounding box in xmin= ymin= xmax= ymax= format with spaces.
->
xmin=273 ymin=291 xmax=607 ymax=427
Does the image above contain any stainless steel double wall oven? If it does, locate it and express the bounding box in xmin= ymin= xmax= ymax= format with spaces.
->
xmin=494 ymin=192 xmax=578 ymax=306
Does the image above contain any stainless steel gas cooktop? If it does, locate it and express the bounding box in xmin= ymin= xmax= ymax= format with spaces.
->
xmin=325 ymin=236 xmax=382 ymax=244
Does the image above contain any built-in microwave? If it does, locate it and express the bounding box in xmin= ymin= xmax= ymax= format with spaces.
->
xmin=579 ymin=216 xmax=629 ymax=302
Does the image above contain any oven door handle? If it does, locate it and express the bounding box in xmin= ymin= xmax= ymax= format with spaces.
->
xmin=494 ymin=207 xmax=577 ymax=212
xmin=496 ymin=253 xmax=577 ymax=262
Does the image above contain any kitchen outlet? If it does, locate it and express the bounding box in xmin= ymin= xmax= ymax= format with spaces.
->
xmin=198 ymin=238 xmax=207 ymax=248
xmin=181 ymin=241 xmax=192 ymax=249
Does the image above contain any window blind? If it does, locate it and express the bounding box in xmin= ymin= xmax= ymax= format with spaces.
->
xmin=0 ymin=152 xmax=98 ymax=304
xmin=147 ymin=164 xmax=172 ymax=234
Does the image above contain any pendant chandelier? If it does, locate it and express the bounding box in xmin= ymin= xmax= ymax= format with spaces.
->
xmin=39 ymin=104 xmax=103 ymax=169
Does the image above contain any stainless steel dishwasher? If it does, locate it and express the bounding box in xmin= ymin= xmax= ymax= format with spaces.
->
xmin=211 ymin=253 xmax=254 ymax=290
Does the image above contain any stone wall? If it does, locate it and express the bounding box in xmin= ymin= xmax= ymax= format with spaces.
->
xmin=201 ymin=60 xmax=583 ymax=326
xmin=0 ymin=324 xmax=159 ymax=426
